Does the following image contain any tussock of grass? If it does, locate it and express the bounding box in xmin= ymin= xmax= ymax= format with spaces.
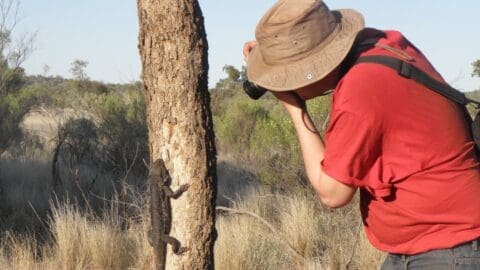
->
xmin=0 ymin=169 xmax=383 ymax=269
xmin=49 ymin=203 xmax=138 ymax=270
xmin=0 ymin=202 xmax=149 ymax=270
xmin=215 ymin=186 xmax=384 ymax=269
xmin=0 ymin=233 xmax=40 ymax=270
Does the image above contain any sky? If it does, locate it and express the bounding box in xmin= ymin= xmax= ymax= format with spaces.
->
xmin=16 ymin=0 xmax=480 ymax=91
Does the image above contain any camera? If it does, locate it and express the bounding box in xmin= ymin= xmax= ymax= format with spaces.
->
xmin=242 ymin=80 xmax=267 ymax=100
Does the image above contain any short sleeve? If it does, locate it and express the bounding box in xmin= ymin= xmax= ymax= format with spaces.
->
xmin=321 ymin=84 xmax=392 ymax=198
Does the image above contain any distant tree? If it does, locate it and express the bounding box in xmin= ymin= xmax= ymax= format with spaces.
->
xmin=51 ymin=117 xmax=98 ymax=189
xmin=214 ymin=65 xmax=243 ymax=91
xmin=240 ymin=65 xmax=247 ymax=81
xmin=222 ymin=65 xmax=247 ymax=82
xmin=42 ymin=64 xmax=50 ymax=76
xmin=0 ymin=0 xmax=36 ymax=70
xmin=70 ymin=59 xmax=89 ymax=81
xmin=210 ymin=65 xmax=251 ymax=117
xmin=0 ymin=0 xmax=37 ymax=153
xmin=473 ymin=59 xmax=480 ymax=78
xmin=0 ymin=0 xmax=35 ymax=94
xmin=223 ymin=65 xmax=240 ymax=82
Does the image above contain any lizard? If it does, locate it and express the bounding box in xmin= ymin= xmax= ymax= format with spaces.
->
xmin=148 ymin=158 xmax=189 ymax=270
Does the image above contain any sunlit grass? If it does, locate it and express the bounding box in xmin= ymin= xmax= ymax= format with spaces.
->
xmin=0 ymin=159 xmax=383 ymax=269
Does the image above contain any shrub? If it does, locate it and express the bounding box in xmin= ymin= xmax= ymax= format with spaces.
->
xmin=95 ymin=91 xmax=148 ymax=176
xmin=58 ymin=117 xmax=98 ymax=166
xmin=212 ymin=79 xmax=331 ymax=189
xmin=0 ymin=85 xmax=39 ymax=152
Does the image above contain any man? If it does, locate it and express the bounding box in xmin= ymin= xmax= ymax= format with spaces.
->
xmin=243 ymin=0 xmax=480 ymax=269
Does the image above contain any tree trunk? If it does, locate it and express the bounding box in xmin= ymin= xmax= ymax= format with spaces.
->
xmin=137 ymin=0 xmax=217 ymax=269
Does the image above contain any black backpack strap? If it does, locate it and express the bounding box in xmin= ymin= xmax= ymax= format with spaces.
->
xmin=356 ymin=55 xmax=480 ymax=156
xmin=355 ymin=55 xmax=472 ymax=106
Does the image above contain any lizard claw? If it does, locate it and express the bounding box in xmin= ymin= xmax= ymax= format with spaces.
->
xmin=175 ymin=246 xmax=189 ymax=255
xmin=179 ymin=184 xmax=189 ymax=193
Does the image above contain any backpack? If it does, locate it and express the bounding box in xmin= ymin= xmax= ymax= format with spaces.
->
xmin=354 ymin=55 xmax=480 ymax=151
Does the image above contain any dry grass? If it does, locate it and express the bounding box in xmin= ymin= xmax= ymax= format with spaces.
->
xmin=0 ymin=203 xmax=151 ymax=270
xmin=0 ymin=157 xmax=153 ymax=269
xmin=49 ymin=203 xmax=136 ymax=269
xmin=215 ymin=186 xmax=384 ymax=270
xmin=0 ymin=159 xmax=384 ymax=269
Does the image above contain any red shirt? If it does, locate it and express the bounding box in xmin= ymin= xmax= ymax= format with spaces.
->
xmin=321 ymin=29 xmax=480 ymax=254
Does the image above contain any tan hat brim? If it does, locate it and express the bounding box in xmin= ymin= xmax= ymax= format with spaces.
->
xmin=246 ymin=9 xmax=365 ymax=91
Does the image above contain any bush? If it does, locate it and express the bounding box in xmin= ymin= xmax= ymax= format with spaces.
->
xmin=0 ymin=85 xmax=39 ymax=152
xmin=215 ymin=98 xmax=269 ymax=153
xmin=212 ymin=76 xmax=331 ymax=189
xmin=59 ymin=118 xmax=98 ymax=165
xmin=95 ymin=90 xmax=148 ymax=177
xmin=51 ymin=88 xmax=149 ymax=178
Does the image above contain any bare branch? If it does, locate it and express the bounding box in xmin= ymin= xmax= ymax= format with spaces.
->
xmin=216 ymin=206 xmax=306 ymax=263
xmin=0 ymin=0 xmax=21 ymax=53
xmin=448 ymin=69 xmax=465 ymax=87
xmin=8 ymin=29 xmax=36 ymax=68
xmin=0 ymin=0 xmax=35 ymax=69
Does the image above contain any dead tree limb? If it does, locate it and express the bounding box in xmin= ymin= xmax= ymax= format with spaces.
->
xmin=216 ymin=206 xmax=306 ymax=263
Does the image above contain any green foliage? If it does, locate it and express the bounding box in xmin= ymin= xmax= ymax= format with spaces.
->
xmin=223 ymin=65 xmax=240 ymax=81
xmin=28 ymin=71 xmax=148 ymax=174
xmin=0 ymin=61 xmax=25 ymax=95
xmin=71 ymin=80 xmax=109 ymax=95
xmin=215 ymin=98 xmax=269 ymax=151
xmin=70 ymin=59 xmax=89 ymax=81
xmin=0 ymin=73 xmax=37 ymax=152
xmin=214 ymin=65 xmax=244 ymax=91
xmin=51 ymin=85 xmax=148 ymax=177
xmin=306 ymin=96 xmax=332 ymax=133
xmin=0 ymin=2 xmax=39 ymax=154
xmin=59 ymin=118 xmax=98 ymax=164
xmin=2 ymin=70 xmax=149 ymax=177
xmin=251 ymin=114 xmax=302 ymax=187
xmin=3 ymin=56 xmax=333 ymax=192
xmin=94 ymin=90 xmax=148 ymax=176
xmin=211 ymin=66 xmax=331 ymax=189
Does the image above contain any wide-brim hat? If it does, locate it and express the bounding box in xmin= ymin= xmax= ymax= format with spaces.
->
xmin=247 ymin=0 xmax=365 ymax=91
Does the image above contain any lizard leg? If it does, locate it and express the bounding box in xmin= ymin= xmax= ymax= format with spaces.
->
xmin=160 ymin=234 xmax=189 ymax=255
xmin=163 ymin=184 xmax=189 ymax=199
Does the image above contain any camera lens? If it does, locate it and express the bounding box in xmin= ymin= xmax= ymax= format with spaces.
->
xmin=243 ymin=80 xmax=267 ymax=100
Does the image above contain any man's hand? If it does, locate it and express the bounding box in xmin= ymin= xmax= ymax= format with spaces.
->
xmin=272 ymin=91 xmax=306 ymax=114
xmin=243 ymin=40 xmax=258 ymax=62
xmin=274 ymin=91 xmax=357 ymax=208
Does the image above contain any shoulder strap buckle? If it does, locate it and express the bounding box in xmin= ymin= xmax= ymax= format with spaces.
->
xmin=399 ymin=61 xmax=412 ymax=79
